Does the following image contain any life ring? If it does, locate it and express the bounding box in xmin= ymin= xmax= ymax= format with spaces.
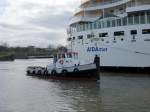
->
xmin=59 ymin=59 xmax=64 ymax=65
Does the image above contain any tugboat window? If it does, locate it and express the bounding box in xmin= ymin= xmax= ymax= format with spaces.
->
xmin=62 ymin=54 xmax=65 ymax=58
xmin=142 ymin=29 xmax=150 ymax=34
xmin=131 ymin=30 xmax=137 ymax=35
xmin=114 ymin=31 xmax=124 ymax=36
xmin=67 ymin=53 xmax=72 ymax=58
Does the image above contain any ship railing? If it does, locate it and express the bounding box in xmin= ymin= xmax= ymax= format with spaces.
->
xmin=69 ymin=11 xmax=150 ymax=33
xmin=127 ymin=1 xmax=150 ymax=8
xmin=80 ymin=0 xmax=122 ymax=8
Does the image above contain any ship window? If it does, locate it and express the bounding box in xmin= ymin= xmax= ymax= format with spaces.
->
xmin=78 ymin=35 xmax=83 ymax=39
xmin=117 ymin=19 xmax=121 ymax=26
xmin=114 ymin=31 xmax=124 ymax=36
xmin=147 ymin=11 xmax=150 ymax=23
xmin=67 ymin=38 xmax=72 ymax=41
xmin=101 ymin=21 xmax=104 ymax=28
xmin=131 ymin=30 xmax=137 ymax=35
xmin=128 ymin=15 xmax=134 ymax=25
xmin=94 ymin=22 xmax=97 ymax=29
xmin=81 ymin=25 xmax=84 ymax=31
xmin=142 ymin=29 xmax=150 ymax=34
xmin=72 ymin=37 xmax=75 ymax=40
xmin=112 ymin=20 xmax=116 ymax=27
xmin=83 ymin=24 xmax=85 ymax=31
xmin=90 ymin=23 xmax=93 ymax=29
xmin=104 ymin=21 xmax=107 ymax=28
xmin=87 ymin=23 xmax=90 ymax=30
xmin=87 ymin=34 xmax=94 ymax=38
xmin=77 ymin=25 xmax=79 ymax=32
xmin=99 ymin=33 xmax=108 ymax=37
xmin=123 ymin=17 xmax=127 ymax=26
xmin=98 ymin=21 xmax=101 ymax=28
xmin=134 ymin=13 xmax=139 ymax=24
xmin=107 ymin=21 xmax=111 ymax=27
xmin=140 ymin=13 xmax=145 ymax=24
xmin=119 ymin=8 xmax=123 ymax=11
xmin=110 ymin=10 xmax=114 ymax=13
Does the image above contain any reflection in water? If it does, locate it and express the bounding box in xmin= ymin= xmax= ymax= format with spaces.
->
xmin=53 ymin=81 xmax=102 ymax=112
xmin=0 ymin=59 xmax=150 ymax=112
xmin=32 ymin=76 xmax=102 ymax=112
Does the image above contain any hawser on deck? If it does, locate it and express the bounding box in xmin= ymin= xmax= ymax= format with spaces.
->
xmin=67 ymin=0 xmax=150 ymax=70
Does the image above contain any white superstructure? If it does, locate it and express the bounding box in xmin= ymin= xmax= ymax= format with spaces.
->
xmin=67 ymin=0 xmax=150 ymax=68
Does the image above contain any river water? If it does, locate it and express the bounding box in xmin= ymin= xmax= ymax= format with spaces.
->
xmin=0 ymin=59 xmax=150 ymax=112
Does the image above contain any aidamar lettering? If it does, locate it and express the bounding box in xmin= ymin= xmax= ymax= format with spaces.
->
xmin=87 ymin=47 xmax=107 ymax=52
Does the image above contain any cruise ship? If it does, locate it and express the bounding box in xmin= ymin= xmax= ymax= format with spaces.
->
xmin=67 ymin=0 xmax=150 ymax=69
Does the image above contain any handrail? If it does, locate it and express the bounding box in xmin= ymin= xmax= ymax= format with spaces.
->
xmin=127 ymin=2 xmax=150 ymax=8
xmin=81 ymin=0 xmax=122 ymax=8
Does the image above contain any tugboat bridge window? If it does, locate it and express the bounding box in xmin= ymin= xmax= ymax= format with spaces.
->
xmin=131 ymin=30 xmax=137 ymax=35
xmin=62 ymin=54 xmax=65 ymax=58
xmin=142 ymin=29 xmax=150 ymax=34
xmin=99 ymin=33 xmax=108 ymax=37
xmin=58 ymin=54 xmax=65 ymax=59
xmin=67 ymin=53 xmax=72 ymax=58
xmin=114 ymin=31 xmax=124 ymax=36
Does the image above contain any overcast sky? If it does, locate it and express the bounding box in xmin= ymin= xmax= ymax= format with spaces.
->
xmin=0 ymin=0 xmax=80 ymax=47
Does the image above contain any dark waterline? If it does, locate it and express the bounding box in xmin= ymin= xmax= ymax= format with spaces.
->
xmin=0 ymin=59 xmax=150 ymax=112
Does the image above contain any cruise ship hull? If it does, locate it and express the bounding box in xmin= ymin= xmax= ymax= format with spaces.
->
xmin=69 ymin=24 xmax=150 ymax=68
xmin=67 ymin=0 xmax=150 ymax=70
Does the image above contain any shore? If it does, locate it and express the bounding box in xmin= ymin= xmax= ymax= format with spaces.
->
xmin=0 ymin=54 xmax=14 ymax=61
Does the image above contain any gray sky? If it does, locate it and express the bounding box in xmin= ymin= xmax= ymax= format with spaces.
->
xmin=0 ymin=0 xmax=80 ymax=47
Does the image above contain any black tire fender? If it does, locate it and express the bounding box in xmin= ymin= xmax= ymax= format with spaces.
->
xmin=44 ymin=70 xmax=48 ymax=75
xmin=27 ymin=70 xmax=30 ymax=74
xmin=51 ymin=70 xmax=56 ymax=75
xmin=38 ymin=70 xmax=41 ymax=75
xmin=32 ymin=71 xmax=35 ymax=74
xmin=74 ymin=68 xmax=79 ymax=72
xmin=62 ymin=70 xmax=68 ymax=75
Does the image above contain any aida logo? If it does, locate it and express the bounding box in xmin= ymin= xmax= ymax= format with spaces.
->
xmin=87 ymin=47 xmax=107 ymax=52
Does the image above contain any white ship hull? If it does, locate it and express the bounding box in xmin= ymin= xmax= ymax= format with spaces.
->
xmin=67 ymin=0 xmax=150 ymax=68
xmin=69 ymin=24 xmax=150 ymax=68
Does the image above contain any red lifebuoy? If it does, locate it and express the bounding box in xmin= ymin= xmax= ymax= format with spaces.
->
xmin=59 ymin=59 xmax=64 ymax=64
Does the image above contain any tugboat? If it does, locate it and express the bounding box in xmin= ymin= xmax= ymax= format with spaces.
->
xmin=26 ymin=52 xmax=100 ymax=80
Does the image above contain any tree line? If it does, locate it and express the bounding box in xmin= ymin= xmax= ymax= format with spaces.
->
xmin=0 ymin=44 xmax=67 ymax=59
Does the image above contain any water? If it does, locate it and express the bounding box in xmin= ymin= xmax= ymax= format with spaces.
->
xmin=0 ymin=59 xmax=150 ymax=112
